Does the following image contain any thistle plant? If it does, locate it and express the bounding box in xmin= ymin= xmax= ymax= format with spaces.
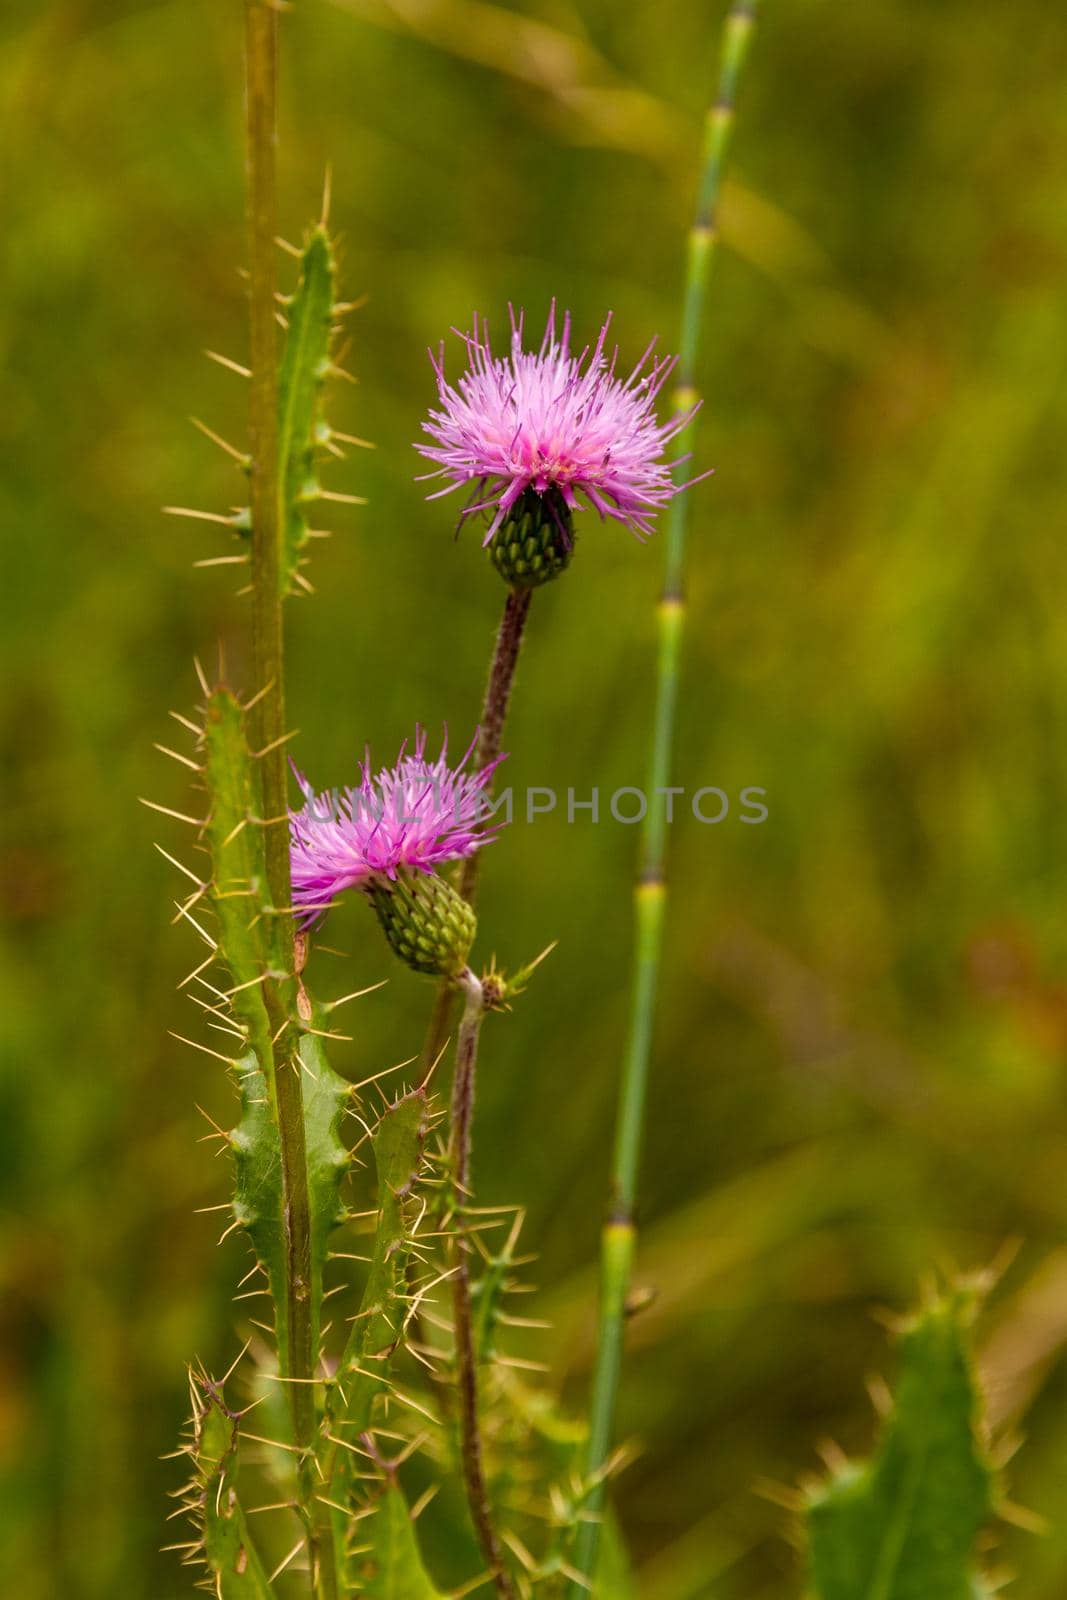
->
xmin=418 ymin=304 xmax=704 ymax=1064
xmin=151 ymin=5 xmax=1022 ymax=1599
xmin=156 ymin=7 xmax=584 ymax=1592
xmin=290 ymin=728 xmax=503 ymax=975
xmin=157 ymin=3 xmax=450 ymax=1592
xmin=418 ymin=305 xmax=701 ymax=552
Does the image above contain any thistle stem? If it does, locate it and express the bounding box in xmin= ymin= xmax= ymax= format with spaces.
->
xmin=245 ymin=4 xmax=324 ymax=1589
xmin=423 ymin=587 xmax=533 ymax=1066
xmin=571 ymin=5 xmax=760 ymax=1590
xmin=450 ymin=971 xmax=515 ymax=1599
xmin=462 ymin=587 xmax=533 ymax=895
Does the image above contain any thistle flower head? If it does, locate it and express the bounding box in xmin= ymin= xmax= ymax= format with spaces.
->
xmin=289 ymin=729 xmax=503 ymax=927
xmin=416 ymin=303 xmax=702 ymax=545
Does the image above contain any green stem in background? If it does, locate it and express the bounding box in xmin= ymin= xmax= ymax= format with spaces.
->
xmin=245 ymin=0 xmax=319 ymax=1557
xmin=422 ymin=588 xmax=533 ymax=1067
xmin=571 ymin=4 xmax=760 ymax=1590
xmin=450 ymin=971 xmax=516 ymax=1599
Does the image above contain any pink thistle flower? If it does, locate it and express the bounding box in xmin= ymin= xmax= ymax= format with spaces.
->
xmin=416 ymin=303 xmax=704 ymax=544
xmin=289 ymin=729 xmax=504 ymax=927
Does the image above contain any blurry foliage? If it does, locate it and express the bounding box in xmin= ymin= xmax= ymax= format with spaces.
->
xmin=2 ymin=0 xmax=1067 ymax=1595
xmin=805 ymin=1286 xmax=997 ymax=1600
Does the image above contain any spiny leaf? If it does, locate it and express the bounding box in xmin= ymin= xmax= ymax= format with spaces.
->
xmin=331 ymin=1088 xmax=431 ymax=1434
xmin=189 ymin=1378 xmax=275 ymax=1599
xmin=203 ymin=686 xmax=284 ymax=987
xmin=202 ymin=688 xmax=349 ymax=1376
xmin=202 ymin=687 xmax=292 ymax=1371
xmin=492 ymin=1378 xmax=632 ymax=1596
xmin=230 ymin=1023 xmax=348 ymax=1383
xmin=301 ymin=1020 xmax=351 ymax=1326
xmin=806 ymin=1286 xmax=998 ymax=1600
xmin=319 ymin=1089 xmax=431 ymax=1570
xmin=353 ymin=1479 xmax=446 ymax=1600
xmin=471 ymin=1213 xmax=526 ymax=1364
xmin=200 ymin=229 xmax=356 ymax=595
xmin=230 ymin=1050 xmax=287 ymax=1354
xmin=277 ymin=226 xmax=338 ymax=596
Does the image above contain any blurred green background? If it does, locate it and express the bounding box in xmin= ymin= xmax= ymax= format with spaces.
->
xmin=3 ymin=0 xmax=1067 ymax=1594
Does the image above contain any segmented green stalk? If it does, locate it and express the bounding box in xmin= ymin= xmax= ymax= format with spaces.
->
xmin=572 ymin=5 xmax=760 ymax=1590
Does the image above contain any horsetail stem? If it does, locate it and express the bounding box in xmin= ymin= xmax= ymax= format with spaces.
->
xmin=572 ymin=5 xmax=761 ymax=1590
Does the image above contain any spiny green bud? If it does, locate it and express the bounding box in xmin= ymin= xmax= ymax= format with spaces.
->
xmin=369 ymin=869 xmax=476 ymax=977
xmin=480 ymin=941 xmax=557 ymax=1010
xmin=487 ymin=487 xmax=574 ymax=589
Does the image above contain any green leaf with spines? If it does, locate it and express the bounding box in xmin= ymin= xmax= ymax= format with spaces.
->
xmin=491 ymin=1376 xmax=635 ymax=1596
xmin=230 ymin=1046 xmax=284 ymax=1288
xmin=189 ymin=1378 xmax=275 ymax=1600
xmin=202 ymin=685 xmax=297 ymax=1377
xmin=470 ymin=1211 xmax=527 ymax=1364
xmin=203 ymin=687 xmax=283 ymax=1021
xmin=806 ymin=1285 xmax=998 ymax=1600
xmin=204 ymin=225 xmax=351 ymax=592
xmin=210 ymin=227 xmax=345 ymax=594
xmin=202 ymin=685 xmax=350 ymax=1381
xmin=300 ymin=1022 xmax=351 ymax=1307
xmin=353 ymin=1479 xmax=446 ymax=1600
xmin=229 ymin=1027 xmax=349 ymax=1393
xmin=330 ymin=1088 xmax=431 ymax=1435
xmin=317 ymin=1088 xmax=431 ymax=1587
xmin=276 ymin=225 xmax=339 ymax=596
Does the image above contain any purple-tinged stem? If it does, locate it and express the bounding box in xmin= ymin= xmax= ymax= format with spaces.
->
xmin=423 ymin=587 xmax=532 ymax=1066
xmin=450 ymin=970 xmax=515 ymax=1599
